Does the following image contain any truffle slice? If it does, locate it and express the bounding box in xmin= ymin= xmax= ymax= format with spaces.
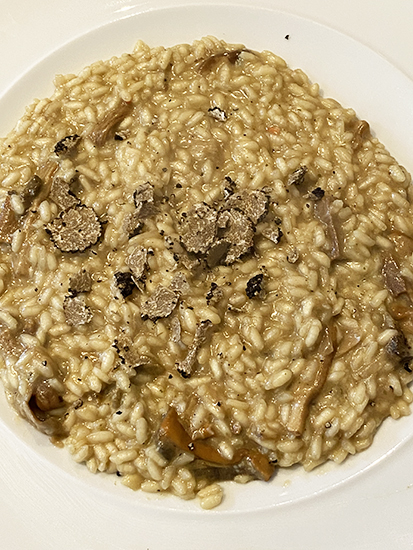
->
xmin=205 ymin=240 xmax=230 ymax=268
xmin=50 ymin=176 xmax=79 ymax=211
xmin=177 ymin=320 xmax=213 ymax=378
xmin=262 ymin=226 xmax=283 ymax=244
xmin=123 ymin=211 xmax=143 ymax=238
xmin=68 ymin=269 xmax=92 ymax=296
xmin=126 ymin=246 xmax=147 ymax=283
xmin=113 ymin=334 xmax=149 ymax=368
xmin=47 ymin=206 xmax=102 ymax=252
xmin=206 ymin=282 xmax=224 ymax=305
xmin=135 ymin=201 xmax=158 ymax=220
xmin=208 ymin=106 xmax=227 ymax=122
xmin=287 ymin=166 xmax=307 ymax=186
xmin=63 ymin=296 xmax=92 ymax=326
xmin=141 ymin=286 xmax=178 ymax=321
xmin=170 ymin=272 xmax=190 ymax=295
xmin=170 ymin=316 xmax=182 ymax=343
xmin=132 ymin=183 xmax=158 ymax=220
xmin=218 ymin=209 xmax=254 ymax=264
xmin=225 ymin=190 xmax=269 ymax=224
xmin=114 ymin=272 xmax=136 ymax=299
xmin=54 ymin=134 xmax=81 ymax=156
xmin=180 ymin=203 xmax=218 ymax=254
xmin=133 ymin=182 xmax=155 ymax=205
xmin=245 ymin=274 xmax=264 ymax=298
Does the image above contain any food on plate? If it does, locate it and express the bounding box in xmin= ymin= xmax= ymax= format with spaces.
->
xmin=0 ymin=36 xmax=412 ymax=509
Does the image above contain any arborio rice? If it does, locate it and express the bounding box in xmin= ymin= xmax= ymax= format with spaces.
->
xmin=0 ymin=36 xmax=412 ymax=509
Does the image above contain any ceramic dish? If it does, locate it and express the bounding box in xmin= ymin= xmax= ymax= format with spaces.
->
xmin=1 ymin=3 xmax=413 ymax=549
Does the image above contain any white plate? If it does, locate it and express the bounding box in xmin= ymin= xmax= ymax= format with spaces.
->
xmin=1 ymin=3 xmax=413 ymax=549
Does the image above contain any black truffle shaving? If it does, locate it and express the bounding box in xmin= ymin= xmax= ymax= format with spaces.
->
xmin=50 ymin=177 xmax=80 ymax=211
xmin=141 ymin=286 xmax=178 ymax=322
xmin=63 ymin=296 xmax=92 ymax=326
xmin=223 ymin=176 xmax=236 ymax=199
xmin=208 ymin=107 xmax=227 ymax=122
xmin=114 ymin=272 xmax=136 ymax=298
xmin=262 ymin=226 xmax=283 ymax=244
xmin=47 ymin=205 xmax=102 ymax=253
xmin=287 ymin=166 xmax=307 ymax=186
xmin=54 ymin=134 xmax=81 ymax=156
xmin=245 ymin=274 xmax=264 ymax=298
xmin=310 ymin=187 xmax=325 ymax=200
xmin=68 ymin=269 xmax=92 ymax=296
xmin=206 ymin=282 xmax=224 ymax=305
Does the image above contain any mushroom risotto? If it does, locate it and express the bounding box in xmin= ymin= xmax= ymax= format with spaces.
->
xmin=0 ymin=36 xmax=412 ymax=509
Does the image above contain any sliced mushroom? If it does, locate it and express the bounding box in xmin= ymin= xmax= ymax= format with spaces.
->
xmin=350 ymin=119 xmax=370 ymax=151
xmin=314 ymin=196 xmax=341 ymax=260
xmin=19 ymin=175 xmax=43 ymax=211
xmin=382 ymin=254 xmax=407 ymax=297
xmin=286 ymin=325 xmax=335 ymax=435
xmin=158 ymin=408 xmax=275 ymax=481
xmin=0 ymin=342 xmax=67 ymax=437
xmin=89 ymin=100 xmax=132 ymax=147
xmin=197 ymin=48 xmax=255 ymax=72
xmin=0 ymin=195 xmax=19 ymax=244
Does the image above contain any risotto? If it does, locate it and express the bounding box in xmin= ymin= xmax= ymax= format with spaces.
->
xmin=0 ymin=36 xmax=412 ymax=509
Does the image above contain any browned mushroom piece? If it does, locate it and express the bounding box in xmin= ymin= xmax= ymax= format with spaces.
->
xmin=158 ymin=408 xmax=275 ymax=481
xmin=286 ymin=325 xmax=335 ymax=436
xmin=0 ymin=195 xmax=19 ymax=244
xmin=0 ymin=335 xmax=67 ymax=437
xmin=19 ymin=175 xmax=43 ymax=211
xmin=197 ymin=48 xmax=256 ymax=72
xmin=89 ymin=100 xmax=132 ymax=147
xmin=382 ymin=254 xmax=407 ymax=297
xmin=314 ymin=196 xmax=342 ymax=260
xmin=351 ymin=119 xmax=370 ymax=151
xmin=31 ymin=379 xmax=63 ymax=412
xmin=386 ymin=331 xmax=411 ymax=360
